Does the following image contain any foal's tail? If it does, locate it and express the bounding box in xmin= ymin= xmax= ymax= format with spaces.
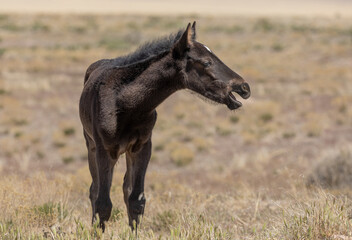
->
xmin=84 ymin=59 xmax=110 ymax=85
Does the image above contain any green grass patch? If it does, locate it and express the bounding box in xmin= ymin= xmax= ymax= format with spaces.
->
xmin=99 ymin=37 xmax=131 ymax=51
xmin=0 ymin=48 xmax=5 ymax=57
xmin=11 ymin=118 xmax=28 ymax=126
xmin=254 ymin=18 xmax=276 ymax=32
xmin=63 ymin=127 xmax=75 ymax=136
xmin=260 ymin=113 xmax=273 ymax=123
xmin=62 ymin=156 xmax=74 ymax=164
xmin=31 ymin=21 xmax=50 ymax=32
xmin=170 ymin=146 xmax=194 ymax=167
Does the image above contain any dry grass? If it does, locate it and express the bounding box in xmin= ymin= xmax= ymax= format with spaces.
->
xmin=308 ymin=149 xmax=352 ymax=189
xmin=0 ymin=171 xmax=351 ymax=239
xmin=0 ymin=13 xmax=352 ymax=239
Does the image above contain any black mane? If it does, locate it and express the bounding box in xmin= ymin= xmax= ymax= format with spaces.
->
xmin=113 ymin=30 xmax=183 ymax=67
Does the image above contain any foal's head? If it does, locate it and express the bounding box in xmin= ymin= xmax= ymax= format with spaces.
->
xmin=173 ymin=22 xmax=251 ymax=110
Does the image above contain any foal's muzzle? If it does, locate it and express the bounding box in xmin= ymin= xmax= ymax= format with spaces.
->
xmin=233 ymin=82 xmax=251 ymax=99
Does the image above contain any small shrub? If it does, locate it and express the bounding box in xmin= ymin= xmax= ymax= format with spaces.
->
xmin=253 ymin=44 xmax=263 ymax=50
xmin=69 ymin=26 xmax=87 ymax=34
xmin=0 ymin=48 xmax=5 ymax=57
xmin=186 ymin=121 xmax=203 ymax=129
xmin=229 ymin=115 xmax=240 ymax=124
xmin=63 ymin=127 xmax=75 ymax=136
xmin=2 ymin=23 xmax=22 ymax=31
xmin=11 ymin=118 xmax=27 ymax=126
xmin=254 ymin=18 xmax=275 ymax=32
xmin=271 ymin=43 xmax=284 ymax=52
xmin=163 ymin=20 xmax=184 ymax=29
xmin=193 ymin=137 xmax=210 ymax=152
xmin=31 ymin=21 xmax=50 ymax=32
xmin=304 ymin=113 xmax=323 ymax=137
xmin=0 ymin=14 xmax=8 ymax=21
xmin=173 ymin=103 xmax=186 ymax=120
xmin=127 ymin=21 xmax=138 ymax=30
xmin=99 ymin=36 xmax=131 ymax=50
xmin=291 ymin=24 xmax=317 ymax=33
xmin=170 ymin=146 xmax=194 ymax=167
xmin=36 ymin=151 xmax=45 ymax=159
xmin=332 ymin=96 xmax=350 ymax=114
xmin=307 ymin=150 xmax=352 ymax=188
xmin=175 ymin=112 xmax=185 ymax=120
xmin=241 ymin=130 xmax=257 ymax=144
xmin=181 ymin=134 xmax=192 ymax=142
xmin=144 ymin=16 xmax=162 ymax=28
xmin=260 ymin=113 xmax=273 ymax=123
xmin=226 ymin=25 xmax=244 ymax=34
xmin=62 ymin=156 xmax=74 ymax=164
xmin=53 ymin=142 xmax=65 ymax=148
xmin=154 ymin=144 xmax=165 ymax=151
xmin=14 ymin=131 xmax=23 ymax=138
xmin=215 ymin=120 xmax=233 ymax=136
xmin=150 ymin=154 xmax=158 ymax=162
xmin=282 ymin=132 xmax=295 ymax=139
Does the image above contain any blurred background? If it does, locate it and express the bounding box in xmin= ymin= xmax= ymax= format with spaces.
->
xmin=1 ymin=0 xmax=352 ymax=16
xmin=0 ymin=1 xmax=351 ymax=239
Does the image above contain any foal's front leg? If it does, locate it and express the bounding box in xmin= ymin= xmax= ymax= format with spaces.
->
xmin=123 ymin=138 xmax=152 ymax=229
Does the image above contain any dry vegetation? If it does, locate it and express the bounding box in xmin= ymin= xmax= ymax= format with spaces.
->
xmin=0 ymin=14 xmax=352 ymax=239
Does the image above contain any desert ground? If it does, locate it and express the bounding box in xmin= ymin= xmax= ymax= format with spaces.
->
xmin=0 ymin=7 xmax=352 ymax=240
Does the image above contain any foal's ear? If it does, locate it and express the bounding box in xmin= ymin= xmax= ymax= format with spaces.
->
xmin=191 ymin=21 xmax=196 ymax=41
xmin=173 ymin=23 xmax=193 ymax=59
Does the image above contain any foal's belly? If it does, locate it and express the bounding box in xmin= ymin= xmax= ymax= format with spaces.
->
xmin=103 ymin=130 xmax=150 ymax=159
xmin=100 ymin=110 xmax=157 ymax=157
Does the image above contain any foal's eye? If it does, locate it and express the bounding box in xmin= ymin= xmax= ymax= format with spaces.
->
xmin=203 ymin=61 xmax=212 ymax=68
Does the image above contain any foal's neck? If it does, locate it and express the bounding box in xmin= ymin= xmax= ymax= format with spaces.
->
xmin=119 ymin=53 xmax=184 ymax=113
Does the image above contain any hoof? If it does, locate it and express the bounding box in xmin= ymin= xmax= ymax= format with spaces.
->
xmin=95 ymin=197 xmax=113 ymax=223
xmin=128 ymin=195 xmax=146 ymax=229
xmin=99 ymin=221 xmax=106 ymax=232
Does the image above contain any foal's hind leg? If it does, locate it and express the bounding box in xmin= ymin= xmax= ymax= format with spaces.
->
xmin=83 ymin=131 xmax=98 ymax=224
xmin=94 ymin=142 xmax=116 ymax=231
xmin=123 ymin=138 xmax=152 ymax=229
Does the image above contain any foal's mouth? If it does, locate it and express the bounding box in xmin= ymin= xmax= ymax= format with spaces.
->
xmin=227 ymin=83 xmax=251 ymax=110
xmin=228 ymin=92 xmax=243 ymax=109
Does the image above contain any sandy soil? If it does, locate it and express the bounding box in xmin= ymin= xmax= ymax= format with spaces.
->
xmin=0 ymin=0 xmax=352 ymax=16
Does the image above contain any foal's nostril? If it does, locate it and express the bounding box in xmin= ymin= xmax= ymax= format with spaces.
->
xmin=232 ymin=82 xmax=251 ymax=99
xmin=240 ymin=83 xmax=251 ymax=99
xmin=241 ymin=83 xmax=250 ymax=93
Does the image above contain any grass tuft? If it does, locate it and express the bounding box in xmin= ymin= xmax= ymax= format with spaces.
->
xmin=307 ymin=150 xmax=352 ymax=189
xmin=63 ymin=127 xmax=76 ymax=136
xmin=254 ymin=18 xmax=276 ymax=32
xmin=281 ymin=194 xmax=352 ymax=240
xmin=62 ymin=156 xmax=74 ymax=164
xmin=170 ymin=146 xmax=194 ymax=167
xmin=152 ymin=210 xmax=177 ymax=232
